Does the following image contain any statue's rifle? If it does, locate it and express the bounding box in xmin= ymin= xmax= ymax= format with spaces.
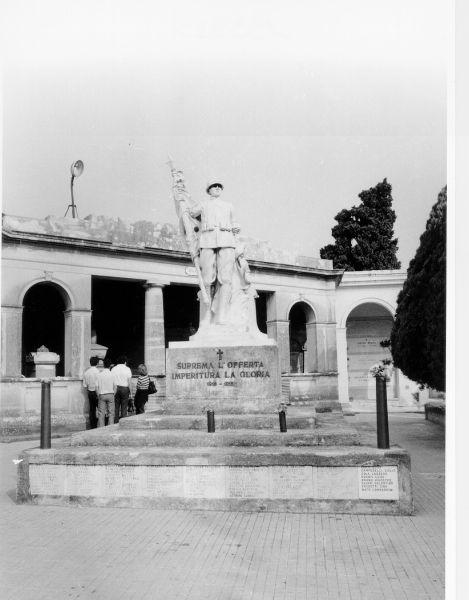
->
xmin=167 ymin=157 xmax=210 ymax=306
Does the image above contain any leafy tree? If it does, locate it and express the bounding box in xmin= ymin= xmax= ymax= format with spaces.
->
xmin=390 ymin=187 xmax=446 ymax=391
xmin=320 ymin=178 xmax=401 ymax=270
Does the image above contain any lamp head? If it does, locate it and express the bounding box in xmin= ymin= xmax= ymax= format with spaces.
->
xmin=70 ymin=160 xmax=84 ymax=178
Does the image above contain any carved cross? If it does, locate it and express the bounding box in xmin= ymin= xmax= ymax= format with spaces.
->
xmin=216 ymin=349 xmax=224 ymax=361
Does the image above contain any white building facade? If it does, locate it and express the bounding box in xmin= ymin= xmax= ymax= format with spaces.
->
xmin=1 ymin=214 xmax=422 ymax=437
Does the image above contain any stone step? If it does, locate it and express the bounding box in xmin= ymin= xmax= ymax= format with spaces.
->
xmin=154 ymin=398 xmax=283 ymax=414
xmin=119 ymin=413 xmax=316 ymax=431
xmin=22 ymin=443 xmax=409 ymax=465
xmin=288 ymin=400 xmax=343 ymax=413
xmin=70 ymin=427 xmax=360 ymax=448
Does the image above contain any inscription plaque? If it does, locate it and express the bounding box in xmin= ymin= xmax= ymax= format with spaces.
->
xmin=30 ymin=464 xmax=67 ymax=495
xmin=26 ymin=464 xmax=401 ymax=503
xmin=143 ymin=466 xmax=185 ymax=497
xmin=166 ymin=345 xmax=280 ymax=400
xmin=227 ymin=467 xmax=269 ymax=498
xmin=184 ymin=466 xmax=225 ymax=498
xmin=314 ymin=467 xmax=358 ymax=499
xmin=270 ymin=466 xmax=313 ymax=499
xmin=102 ymin=466 xmax=144 ymax=497
xmin=359 ymin=466 xmax=399 ymax=499
xmin=65 ymin=465 xmax=103 ymax=496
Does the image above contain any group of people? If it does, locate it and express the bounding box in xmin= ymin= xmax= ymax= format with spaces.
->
xmin=82 ymin=355 xmax=155 ymax=428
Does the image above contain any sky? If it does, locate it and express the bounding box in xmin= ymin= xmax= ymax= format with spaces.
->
xmin=1 ymin=0 xmax=447 ymax=268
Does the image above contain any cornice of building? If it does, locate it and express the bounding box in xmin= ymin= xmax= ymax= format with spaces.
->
xmin=338 ymin=269 xmax=407 ymax=287
xmin=2 ymin=214 xmax=343 ymax=281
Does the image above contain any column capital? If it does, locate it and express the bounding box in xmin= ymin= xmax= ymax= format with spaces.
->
xmin=63 ymin=309 xmax=92 ymax=316
xmin=143 ymin=281 xmax=166 ymax=290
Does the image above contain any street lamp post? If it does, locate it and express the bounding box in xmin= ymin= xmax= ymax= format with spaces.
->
xmin=65 ymin=160 xmax=84 ymax=218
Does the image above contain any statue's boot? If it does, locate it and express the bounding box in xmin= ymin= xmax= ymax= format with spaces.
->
xmin=217 ymin=283 xmax=232 ymax=325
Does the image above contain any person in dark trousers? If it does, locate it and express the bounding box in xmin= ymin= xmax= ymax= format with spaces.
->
xmin=134 ymin=364 xmax=151 ymax=414
xmin=111 ymin=355 xmax=132 ymax=423
xmin=82 ymin=356 xmax=100 ymax=429
xmin=96 ymin=357 xmax=115 ymax=427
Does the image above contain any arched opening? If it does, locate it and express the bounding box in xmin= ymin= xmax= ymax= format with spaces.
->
xmin=92 ymin=277 xmax=145 ymax=370
xmin=289 ymin=304 xmax=306 ymax=373
xmin=289 ymin=302 xmax=316 ymax=373
xmin=345 ymin=302 xmax=395 ymax=402
xmin=22 ymin=282 xmax=68 ymax=376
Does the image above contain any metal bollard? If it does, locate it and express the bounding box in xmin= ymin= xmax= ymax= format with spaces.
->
xmin=207 ymin=410 xmax=215 ymax=433
xmin=375 ymin=376 xmax=390 ymax=449
xmin=279 ymin=410 xmax=287 ymax=433
xmin=40 ymin=379 xmax=52 ymax=449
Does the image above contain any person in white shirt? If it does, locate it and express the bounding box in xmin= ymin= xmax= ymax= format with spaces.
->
xmin=96 ymin=357 xmax=115 ymax=427
xmin=111 ymin=355 xmax=132 ymax=423
xmin=82 ymin=356 xmax=100 ymax=429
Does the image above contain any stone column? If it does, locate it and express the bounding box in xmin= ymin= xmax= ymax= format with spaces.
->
xmin=266 ymin=291 xmax=290 ymax=374
xmin=144 ymin=282 xmax=166 ymax=376
xmin=336 ymin=326 xmax=351 ymax=406
xmin=315 ymin=322 xmax=338 ymax=373
xmin=1 ymin=305 xmax=23 ymax=376
xmin=304 ymin=321 xmax=318 ymax=373
xmin=266 ymin=319 xmax=290 ymax=374
xmin=64 ymin=309 xmax=92 ymax=378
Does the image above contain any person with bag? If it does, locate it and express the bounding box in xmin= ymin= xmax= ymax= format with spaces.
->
xmin=134 ymin=364 xmax=156 ymax=414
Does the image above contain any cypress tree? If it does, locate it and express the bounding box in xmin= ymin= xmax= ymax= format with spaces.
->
xmin=320 ymin=179 xmax=401 ymax=270
xmin=390 ymin=187 xmax=446 ymax=391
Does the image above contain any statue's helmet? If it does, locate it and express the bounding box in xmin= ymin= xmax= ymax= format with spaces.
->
xmin=206 ymin=180 xmax=224 ymax=193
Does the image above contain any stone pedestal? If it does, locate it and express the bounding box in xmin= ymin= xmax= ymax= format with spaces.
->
xmin=166 ymin=343 xmax=281 ymax=413
xmin=30 ymin=346 xmax=60 ymax=378
xmin=90 ymin=330 xmax=108 ymax=366
xmin=90 ymin=343 xmax=108 ymax=366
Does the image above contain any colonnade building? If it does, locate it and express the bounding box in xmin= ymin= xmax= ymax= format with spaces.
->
xmin=1 ymin=213 xmax=423 ymax=437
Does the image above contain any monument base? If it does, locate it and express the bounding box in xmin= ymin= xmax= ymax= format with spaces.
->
xmin=16 ymin=409 xmax=413 ymax=515
xmin=17 ymin=444 xmax=412 ymax=515
xmin=15 ymin=339 xmax=413 ymax=515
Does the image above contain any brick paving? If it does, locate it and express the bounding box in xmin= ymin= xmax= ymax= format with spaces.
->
xmin=0 ymin=413 xmax=444 ymax=600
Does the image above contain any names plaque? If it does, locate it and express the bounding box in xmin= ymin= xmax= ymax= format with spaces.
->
xmin=184 ymin=466 xmax=226 ymax=498
xmin=26 ymin=463 xmax=401 ymax=504
xmin=314 ymin=467 xmax=358 ymax=499
xmin=227 ymin=467 xmax=269 ymax=498
xmin=102 ymin=466 xmax=145 ymax=497
xmin=359 ymin=466 xmax=399 ymax=500
xmin=270 ymin=466 xmax=313 ymax=499
xmin=30 ymin=464 xmax=67 ymax=496
xmin=142 ymin=466 xmax=185 ymax=497
xmin=65 ymin=465 xmax=103 ymax=496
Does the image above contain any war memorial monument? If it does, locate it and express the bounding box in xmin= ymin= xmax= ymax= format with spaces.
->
xmin=16 ymin=164 xmax=412 ymax=514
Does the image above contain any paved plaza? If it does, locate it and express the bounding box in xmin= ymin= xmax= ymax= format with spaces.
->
xmin=0 ymin=413 xmax=444 ymax=600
